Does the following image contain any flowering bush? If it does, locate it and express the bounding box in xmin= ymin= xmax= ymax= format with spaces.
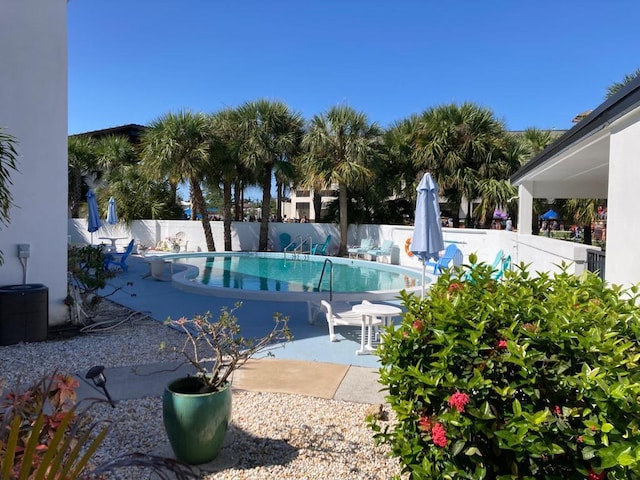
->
xmin=371 ymin=255 xmax=640 ymax=479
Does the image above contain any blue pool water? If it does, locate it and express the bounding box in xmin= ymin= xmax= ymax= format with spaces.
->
xmin=164 ymin=252 xmax=424 ymax=302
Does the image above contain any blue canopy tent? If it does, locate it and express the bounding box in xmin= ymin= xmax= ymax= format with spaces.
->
xmin=410 ymin=172 xmax=445 ymax=298
xmin=540 ymin=209 xmax=559 ymax=220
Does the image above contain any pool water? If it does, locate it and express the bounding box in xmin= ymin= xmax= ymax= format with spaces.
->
xmin=171 ymin=253 xmax=421 ymax=294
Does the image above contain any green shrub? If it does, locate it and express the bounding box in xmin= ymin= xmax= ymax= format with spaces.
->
xmin=371 ymin=256 xmax=640 ymax=479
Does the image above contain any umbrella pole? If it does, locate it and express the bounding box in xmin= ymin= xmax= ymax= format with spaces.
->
xmin=421 ymin=262 xmax=426 ymax=299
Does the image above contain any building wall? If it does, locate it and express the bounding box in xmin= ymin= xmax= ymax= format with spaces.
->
xmin=606 ymin=111 xmax=640 ymax=286
xmin=0 ymin=0 xmax=68 ymax=324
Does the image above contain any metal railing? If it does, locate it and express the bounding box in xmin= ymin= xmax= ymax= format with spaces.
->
xmin=586 ymin=249 xmax=606 ymax=280
xmin=316 ymin=258 xmax=333 ymax=301
xmin=283 ymin=235 xmax=313 ymax=260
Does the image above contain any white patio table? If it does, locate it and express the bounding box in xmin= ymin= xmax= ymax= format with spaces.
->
xmin=351 ymin=303 xmax=402 ymax=355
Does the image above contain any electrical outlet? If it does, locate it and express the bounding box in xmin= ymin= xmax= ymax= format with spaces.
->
xmin=18 ymin=244 xmax=30 ymax=258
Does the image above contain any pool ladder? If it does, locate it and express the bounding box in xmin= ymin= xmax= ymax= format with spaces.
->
xmin=316 ymin=258 xmax=333 ymax=301
xmin=283 ymin=235 xmax=313 ymax=260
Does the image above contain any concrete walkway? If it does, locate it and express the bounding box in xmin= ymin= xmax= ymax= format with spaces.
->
xmin=75 ymin=358 xmax=387 ymax=406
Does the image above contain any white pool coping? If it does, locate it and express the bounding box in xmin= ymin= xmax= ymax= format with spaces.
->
xmin=144 ymin=251 xmax=428 ymax=302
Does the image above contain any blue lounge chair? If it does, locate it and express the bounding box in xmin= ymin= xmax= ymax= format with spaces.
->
xmin=367 ymin=239 xmax=394 ymax=263
xmin=425 ymin=244 xmax=463 ymax=274
xmin=280 ymin=232 xmax=297 ymax=252
xmin=492 ymin=254 xmax=511 ymax=280
xmin=347 ymin=238 xmax=374 ymax=258
xmin=104 ymin=239 xmax=135 ymax=272
xmin=312 ymin=235 xmax=332 ymax=255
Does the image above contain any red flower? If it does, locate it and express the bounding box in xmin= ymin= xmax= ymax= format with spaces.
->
xmin=497 ymin=339 xmax=508 ymax=349
xmin=587 ymin=469 xmax=606 ymax=480
xmin=447 ymin=282 xmax=463 ymax=294
xmin=448 ymin=391 xmax=470 ymax=413
xmin=555 ymin=405 xmax=562 ymax=415
xmin=577 ymin=436 xmax=584 ymax=443
xmin=418 ymin=416 xmax=432 ymax=432
xmin=432 ymin=422 xmax=448 ymax=447
xmin=413 ymin=320 xmax=424 ymax=331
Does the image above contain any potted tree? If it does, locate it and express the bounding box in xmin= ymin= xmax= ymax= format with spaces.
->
xmin=161 ymin=303 xmax=292 ymax=465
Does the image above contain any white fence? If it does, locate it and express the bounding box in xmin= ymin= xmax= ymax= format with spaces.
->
xmin=68 ymin=219 xmax=598 ymax=276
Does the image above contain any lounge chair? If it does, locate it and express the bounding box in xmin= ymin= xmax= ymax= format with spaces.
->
xmin=279 ymin=232 xmax=297 ymax=252
xmin=367 ymin=239 xmax=394 ymax=263
xmin=320 ymin=299 xmax=381 ymax=342
xmin=492 ymin=254 xmax=512 ymax=281
xmin=174 ymin=232 xmax=188 ymax=252
xmin=347 ymin=238 xmax=374 ymax=258
xmin=425 ymin=244 xmax=463 ymax=274
xmin=312 ymin=235 xmax=332 ymax=255
xmin=104 ymin=239 xmax=135 ymax=272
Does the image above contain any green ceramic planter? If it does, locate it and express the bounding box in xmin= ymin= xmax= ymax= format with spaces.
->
xmin=162 ymin=377 xmax=232 ymax=465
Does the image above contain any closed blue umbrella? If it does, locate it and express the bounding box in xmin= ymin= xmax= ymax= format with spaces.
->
xmin=410 ymin=172 xmax=445 ymax=297
xmin=106 ymin=196 xmax=118 ymax=225
xmin=87 ymin=190 xmax=102 ymax=243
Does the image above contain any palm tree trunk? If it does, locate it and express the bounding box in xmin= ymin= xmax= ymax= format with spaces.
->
xmin=276 ymin=178 xmax=283 ymax=222
xmin=70 ymin=171 xmax=83 ymax=217
xmin=259 ymin=167 xmax=271 ymax=251
xmin=234 ymin=179 xmax=242 ymax=221
xmin=223 ymin=180 xmax=233 ymax=251
xmin=190 ymin=178 xmax=216 ymax=251
xmin=313 ymin=191 xmax=322 ymax=223
xmin=338 ymin=184 xmax=348 ymax=256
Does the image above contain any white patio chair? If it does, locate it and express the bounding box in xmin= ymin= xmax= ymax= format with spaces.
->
xmin=320 ymin=299 xmax=382 ymax=342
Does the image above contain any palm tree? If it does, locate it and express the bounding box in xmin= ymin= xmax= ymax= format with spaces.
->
xmin=302 ymin=105 xmax=381 ymax=256
xmin=0 ymin=129 xmax=18 ymax=265
xmin=236 ymin=99 xmax=304 ymax=251
xmin=68 ymin=135 xmax=99 ymax=217
xmin=140 ymin=110 xmax=216 ymax=251
xmin=208 ymin=108 xmax=243 ymax=251
xmin=413 ymin=103 xmax=508 ymax=226
xmin=605 ymin=68 xmax=640 ymax=98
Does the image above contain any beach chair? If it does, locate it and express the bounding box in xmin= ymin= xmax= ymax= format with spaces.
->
xmin=104 ymin=239 xmax=135 ymax=272
xmin=280 ymin=232 xmax=297 ymax=252
xmin=367 ymin=239 xmax=394 ymax=263
xmin=492 ymin=254 xmax=512 ymax=281
xmin=321 ymin=299 xmax=381 ymax=342
xmin=347 ymin=238 xmax=374 ymax=258
xmin=425 ymin=244 xmax=463 ymax=274
xmin=312 ymin=235 xmax=332 ymax=255
xmin=175 ymin=231 xmax=188 ymax=252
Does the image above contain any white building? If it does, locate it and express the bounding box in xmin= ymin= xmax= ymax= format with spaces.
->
xmin=512 ymin=76 xmax=640 ymax=287
xmin=0 ymin=0 xmax=69 ymax=325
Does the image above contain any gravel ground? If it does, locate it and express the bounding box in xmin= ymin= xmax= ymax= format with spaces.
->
xmin=0 ymin=301 xmax=403 ymax=479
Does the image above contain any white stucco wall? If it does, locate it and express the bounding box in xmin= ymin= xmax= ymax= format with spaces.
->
xmin=606 ymin=111 xmax=640 ymax=286
xmin=0 ymin=0 xmax=68 ymax=324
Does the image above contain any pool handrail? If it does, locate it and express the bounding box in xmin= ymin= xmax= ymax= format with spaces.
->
xmin=317 ymin=258 xmax=334 ymax=301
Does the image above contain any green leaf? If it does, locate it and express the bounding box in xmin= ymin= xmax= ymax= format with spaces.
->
xmin=512 ymin=398 xmax=522 ymax=417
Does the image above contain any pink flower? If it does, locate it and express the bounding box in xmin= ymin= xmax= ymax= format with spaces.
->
xmin=497 ymin=339 xmax=508 ymax=349
xmin=587 ymin=469 xmax=606 ymax=480
xmin=448 ymin=391 xmax=470 ymax=413
xmin=555 ymin=405 xmax=562 ymax=415
xmin=432 ymin=422 xmax=448 ymax=447
xmin=447 ymin=282 xmax=463 ymax=294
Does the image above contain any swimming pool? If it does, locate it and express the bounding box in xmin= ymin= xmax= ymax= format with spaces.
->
xmin=156 ymin=252 xmax=425 ymax=302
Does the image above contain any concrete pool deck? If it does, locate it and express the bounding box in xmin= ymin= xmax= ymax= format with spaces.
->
xmin=92 ymin=254 xmax=414 ymax=404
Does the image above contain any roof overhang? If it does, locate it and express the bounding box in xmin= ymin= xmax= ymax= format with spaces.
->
xmin=511 ymin=76 xmax=640 ymax=199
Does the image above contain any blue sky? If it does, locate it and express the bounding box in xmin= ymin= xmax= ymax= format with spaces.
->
xmin=68 ymin=1 xmax=639 ymax=136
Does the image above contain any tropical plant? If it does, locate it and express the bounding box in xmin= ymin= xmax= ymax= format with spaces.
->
xmin=68 ymin=135 xmax=98 ymax=218
xmin=236 ymin=99 xmax=304 ymax=251
xmin=0 ymin=372 xmax=194 ymax=479
xmin=141 ymin=110 xmax=216 ymax=250
xmin=302 ymin=105 xmax=381 ymax=255
xmin=413 ymin=103 xmax=509 ymax=226
xmin=605 ymin=68 xmax=640 ymax=98
xmin=0 ymin=128 xmax=18 ymax=265
xmin=372 ymin=257 xmax=640 ymax=479
xmin=162 ymin=303 xmax=292 ymax=393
